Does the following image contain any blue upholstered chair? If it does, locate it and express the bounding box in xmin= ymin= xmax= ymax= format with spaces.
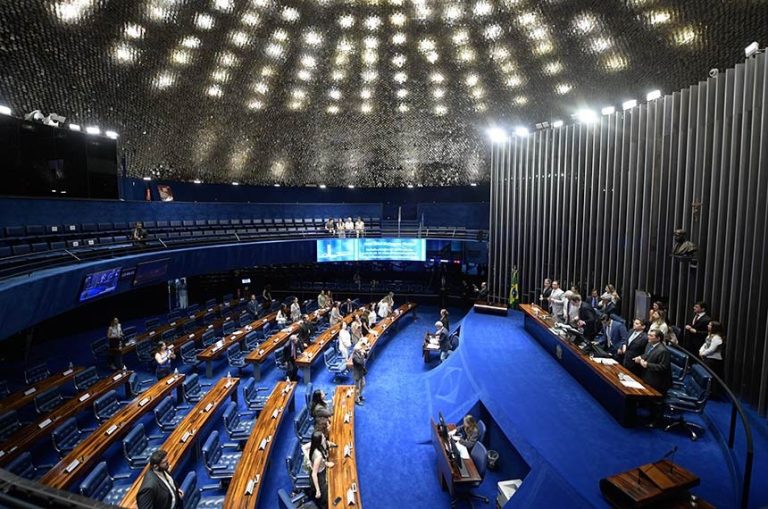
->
xmin=242 ymin=378 xmax=269 ymax=411
xmin=323 ymin=348 xmax=348 ymax=380
xmin=226 ymin=343 xmax=246 ymax=373
xmin=79 ymin=462 xmax=132 ymax=504
xmin=24 ymin=362 xmax=50 ymax=385
xmin=664 ymin=364 xmax=712 ymax=440
xmin=278 ymin=488 xmax=319 ymax=509
xmin=122 ymin=422 xmax=164 ymax=469
xmin=128 ymin=373 xmax=155 ymax=397
xmin=6 ymin=452 xmax=54 ymax=480
xmin=135 ymin=340 xmax=155 ymax=366
xmin=34 ymin=387 xmax=63 ymax=415
xmin=74 ymin=366 xmax=100 ymax=392
xmin=183 ymin=374 xmax=207 ymax=403
xmin=667 ymin=345 xmax=689 ymax=388
xmin=90 ymin=337 xmax=109 ymax=363
xmin=180 ymin=341 xmax=203 ymax=370
xmin=285 ymin=440 xmax=311 ymax=492
xmin=453 ymin=441 xmax=489 ymax=507
xmin=93 ymin=390 xmax=121 ymax=422
xmin=180 ymin=471 xmax=226 ymax=509
xmin=0 ymin=411 xmax=23 ymax=441
xmin=293 ymin=406 xmax=313 ymax=443
xmin=201 ymin=430 xmax=242 ymax=481
xmin=154 ymin=395 xmax=186 ymax=432
xmin=51 ymin=417 xmax=94 ymax=456
xmin=222 ymin=401 xmax=256 ymax=442
xmin=244 ymin=331 xmax=262 ymax=353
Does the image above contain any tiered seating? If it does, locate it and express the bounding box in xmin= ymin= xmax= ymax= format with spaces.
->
xmin=0 ymin=365 xmax=82 ymax=414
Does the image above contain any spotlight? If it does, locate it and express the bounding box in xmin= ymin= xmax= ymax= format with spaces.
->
xmin=487 ymin=127 xmax=508 ymax=143
xmin=24 ymin=110 xmax=44 ymax=122
xmin=105 ymin=130 xmax=118 ymax=139
xmin=274 ymin=183 xmax=281 ymax=187
xmin=60 ymin=191 xmax=67 ymax=194
xmin=601 ymin=106 xmax=615 ymax=115
xmin=319 ymin=184 xmax=327 ymax=189
xmin=69 ymin=124 xmax=81 ymax=131
xmin=575 ymin=109 xmax=598 ymax=124
xmin=0 ymin=105 xmax=11 ymax=115
xmin=407 ymin=184 xmax=414 ymax=188
xmin=622 ymin=99 xmax=637 ymax=110
xmin=470 ymin=183 xmax=478 ymax=187
xmin=86 ymin=126 xmax=101 ymax=135
xmin=745 ymin=41 xmax=759 ymax=58
xmin=142 ymin=176 xmax=152 ymax=181
xmin=646 ymin=89 xmax=661 ymax=101
xmin=43 ymin=113 xmax=66 ymax=127
xmin=193 ymin=179 xmax=202 ymax=184
xmin=232 ymin=182 xmax=239 ymax=186
xmin=552 ymin=120 xmax=564 ymax=128
xmin=347 ymin=184 xmax=355 ymax=189
xmin=514 ymin=127 xmax=529 ymax=137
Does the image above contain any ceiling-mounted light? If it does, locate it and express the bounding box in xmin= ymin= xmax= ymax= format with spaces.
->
xmin=0 ymin=105 xmax=11 ymax=116
xmin=86 ymin=126 xmax=101 ymax=135
xmin=575 ymin=109 xmax=598 ymax=124
xmin=514 ymin=127 xmax=529 ymax=137
xmin=319 ymin=184 xmax=327 ymax=189
xmin=745 ymin=41 xmax=759 ymax=58
xmin=407 ymin=184 xmax=414 ymax=188
xmin=105 ymin=130 xmax=118 ymax=139
xmin=646 ymin=89 xmax=661 ymax=101
xmin=69 ymin=123 xmax=81 ymax=131
xmin=274 ymin=183 xmax=281 ymax=187
xmin=142 ymin=176 xmax=151 ymax=181
xmin=601 ymin=106 xmax=615 ymax=115
xmin=347 ymin=185 xmax=355 ymax=189
xmin=193 ymin=179 xmax=202 ymax=184
xmin=622 ymin=99 xmax=637 ymax=110
xmin=552 ymin=120 xmax=564 ymax=128
xmin=232 ymin=182 xmax=239 ymax=186
xmin=470 ymin=183 xmax=478 ymax=187
xmin=487 ymin=127 xmax=507 ymax=143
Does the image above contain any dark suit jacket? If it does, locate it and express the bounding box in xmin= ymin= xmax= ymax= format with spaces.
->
xmin=640 ymin=342 xmax=673 ymax=394
xmin=686 ymin=313 xmax=711 ymax=348
xmin=137 ymin=469 xmax=181 ymax=509
xmin=601 ymin=319 xmax=628 ymax=352
xmin=622 ymin=331 xmax=648 ymax=374
xmin=540 ymin=287 xmax=552 ymax=312
xmin=577 ymin=303 xmax=599 ymax=339
xmin=436 ymin=329 xmax=450 ymax=352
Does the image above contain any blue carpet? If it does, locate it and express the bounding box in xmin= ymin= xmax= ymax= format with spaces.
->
xmin=6 ymin=305 xmax=768 ymax=508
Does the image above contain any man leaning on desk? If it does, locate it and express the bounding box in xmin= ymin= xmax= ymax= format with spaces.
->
xmin=632 ymin=329 xmax=673 ymax=427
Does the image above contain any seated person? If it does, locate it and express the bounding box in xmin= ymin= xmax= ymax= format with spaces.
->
xmin=452 ymin=414 xmax=480 ymax=451
xmin=154 ymin=341 xmax=175 ymax=379
xmin=299 ymin=316 xmax=314 ymax=343
xmin=354 ymin=217 xmax=365 ymax=237
xmin=132 ymin=221 xmax=148 ymax=246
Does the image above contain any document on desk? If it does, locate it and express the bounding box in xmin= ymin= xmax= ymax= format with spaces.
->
xmin=592 ymin=357 xmax=618 ymax=365
xmin=455 ymin=442 xmax=470 ymax=460
xmin=619 ymin=376 xmax=645 ymax=389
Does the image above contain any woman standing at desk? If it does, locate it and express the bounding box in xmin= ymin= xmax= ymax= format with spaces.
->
xmin=309 ymin=430 xmax=333 ymax=508
xmin=154 ymin=341 xmax=175 ymax=379
xmin=107 ymin=317 xmax=124 ymax=370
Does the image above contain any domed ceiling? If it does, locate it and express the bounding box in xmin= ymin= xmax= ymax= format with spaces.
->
xmin=0 ymin=0 xmax=766 ymax=186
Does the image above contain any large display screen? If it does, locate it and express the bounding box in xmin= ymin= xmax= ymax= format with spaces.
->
xmin=317 ymin=238 xmax=426 ymax=262
xmin=79 ymin=267 xmax=121 ymax=302
xmin=133 ymin=258 xmax=170 ymax=286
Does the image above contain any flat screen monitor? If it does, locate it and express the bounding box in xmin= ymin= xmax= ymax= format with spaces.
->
xmin=79 ymin=267 xmax=121 ymax=302
xmin=133 ymin=258 xmax=170 ymax=286
xmin=316 ymin=238 xmax=426 ymax=262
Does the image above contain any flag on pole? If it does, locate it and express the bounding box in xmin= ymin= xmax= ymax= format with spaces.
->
xmin=508 ymin=267 xmax=519 ymax=307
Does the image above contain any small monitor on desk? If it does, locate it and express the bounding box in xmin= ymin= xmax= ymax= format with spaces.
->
xmin=438 ymin=412 xmax=448 ymax=442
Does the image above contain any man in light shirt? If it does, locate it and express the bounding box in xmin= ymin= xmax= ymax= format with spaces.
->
xmin=548 ymin=281 xmax=566 ymax=322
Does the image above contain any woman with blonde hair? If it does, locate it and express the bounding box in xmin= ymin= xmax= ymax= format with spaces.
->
xmin=454 ymin=414 xmax=480 ymax=451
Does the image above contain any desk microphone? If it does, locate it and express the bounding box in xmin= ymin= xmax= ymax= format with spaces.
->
xmin=661 ymin=445 xmax=678 ymax=473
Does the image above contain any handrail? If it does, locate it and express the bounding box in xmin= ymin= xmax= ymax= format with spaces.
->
xmin=668 ymin=344 xmax=753 ymax=509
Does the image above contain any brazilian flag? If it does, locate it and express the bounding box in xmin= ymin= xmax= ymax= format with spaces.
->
xmin=508 ymin=267 xmax=519 ymax=308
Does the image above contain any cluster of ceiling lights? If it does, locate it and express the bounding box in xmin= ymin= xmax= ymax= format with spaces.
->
xmin=0 ymin=105 xmax=118 ymax=139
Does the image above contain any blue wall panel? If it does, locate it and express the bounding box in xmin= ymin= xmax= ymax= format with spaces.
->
xmin=417 ymin=202 xmax=489 ymax=229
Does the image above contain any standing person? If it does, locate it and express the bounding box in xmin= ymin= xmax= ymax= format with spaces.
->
xmin=548 ymin=281 xmax=566 ymax=322
xmin=338 ymin=321 xmax=352 ymax=359
xmin=276 ymin=305 xmax=288 ymax=327
xmin=588 ymin=289 xmax=600 ymax=309
xmin=317 ymin=290 xmax=327 ymax=310
xmin=107 ymin=317 xmax=124 ymax=370
xmin=598 ymin=314 xmax=628 ymax=354
xmin=619 ymin=319 xmax=649 ymax=376
xmin=352 ymin=339 xmax=369 ymax=406
xmin=262 ymin=284 xmax=273 ymax=307
xmin=309 ymin=431 xmax=333 ymax=508
xmin=350 ymin=318 xmax=363 ymax=347
xmin=154 ymin=342 xmax=175 ymax=379
xmin=247 ymin=294 xmax=260 ymax=317
xmin=336 ymin=218 xmax=345 ymax=238
xmin=439 ymin=309 xmax=450 ymax=330
xmin=599 ymin=284 xmax=620 ymax=316
xmin=684 ymin=301 xmax=711 ymax=351
xmin=649 ymin=310 xmax=669 ymax=342
xmin=367 ymin=304 xmax=378 ymax=326
xmin=325 ymin=218 xmax=335 ymax=236
xmin=377 ymin=295 xmax=390 ymax=319
xmin=434 ymin=321 xmax=450 ymax=361
xmin=329 ymin=303 xmax=342 ymax=326
xmin=647 ymin=301 xmax=667 ymax=323
xmin=340 ymin=298 xmax=354 ymax=316
xmin=699 ymin=321 xmax=725 ymax=395
xmin=633 ymin=329 xmax=672 ymax=426
xmin=311 ymin=389 xmax=333 ymax=431
xmin=290 ymin=297 xmax=301 ymax=323
xmin=286 ymin=334 xmax=302 ymax=382
xmin=354 ymin=217 xmax=365 ymax=238
xmin=132 ymin=221 xmax=148 ymax=247
xmin=538 ymin=278 xmax=552 ymax=313
xmin=136 ymin=450 xmax=182 ymax=509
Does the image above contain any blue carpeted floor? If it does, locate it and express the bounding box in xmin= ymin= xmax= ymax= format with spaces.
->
xmin=6 ymin=305 xmax=768 ymax=508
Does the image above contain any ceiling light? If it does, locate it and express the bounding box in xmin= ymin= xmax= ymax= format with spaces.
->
xmin=361 ymin=70 xmax=377 ymax=82
xmin=124 ymin=23 xmax=145 ymax=39
xmin=407 ymin=184 xmax=414 ymax=188
xmin=207 ymin=85 xmax=223 ymax=97
xmin=745 ymin=41 xmax=759 ymax=58
xmin=396 ymin=89 xmax=408 ymax=98
xmin=273 ymin=29 xmax=289 ymax=42
xmin=195 ymin=13 xmax=215 ymax=30
xmin=473 ymin=1 xmax=493 ymax=17
xmin=347 ymin=184 xmax=355 ymax=189
xmin=430 ymin=72 xmax=445 ymax=83
xmin=392 ymin=33 xmax=406 ymax=45
xmin=214 ymin=0 xmax=234 ymax=12
xmin=143 ymin=176 xmax=152 ymax=181
xmin=426 ymin=52 xmax=439 ymax=64
xmin=68 ymin=123 xmax=81 ymax=131
xmin=418 ymin=38 xmax=436 ymax=53
xmin=329 ymin=89 xmax=342 ymax=100
xmin=301 ymin=55 xmax=317 ymax=68
xmin=487 ymin=127 xmax=508 ymax=143
xmin=241 ymin=12 xmax=260 ymax=27
xmin=452 ymin=30 xmax=470 ymax=46
xmin=281 ymin=7 xmax=300 ymax=22
xmin=248 ymin=100 xmax=264 ymax=110
xmin=434 ymin=105 xmax=447 ymax=116
xmin=390 ymin=12 xmax=407 ymax=26
xmin=601 ymin=106 xmax=615 ymax=115
xmin=622 ymin=99 xmax=637 ymax=110
xmin=432 ymin=88 xmax=445 ymax=98
xmin=319 ymin=184 xmax=327 ymax=189
xmin=339 ymin=14 xmax=354 ymax=28
xmin=0 ymin=105 xmax=11 ymax=116
xmin=646 ymin=89 xmax=661 ymax=101
xmin=470 ymin=183 xmax=478 ymax=187
xmin=171 ymin=50 xmax=191 ymax=65
xmin=360 ymin=89 xmax=372 ymax=99
xmin=181 ymin=36 xmax=201 ymax=49
xmin=514 ymin=127 xmax=529 ymax=137
xmin=360 ymin=103 xmax=373 ymax=114
xmin=86 ymin=126 xmax=101 ymax=135
xmin=513 ymin=95 xmax=528 ymax=105
xmin=483 ymin=25 xmax=502 ymax=40
xmin=555 ymin=83 xmax=572 ymax=95
xmin=326 ymin=105 xmax=339 ymax=114
xmin=575 ymin=109 xmax=598 ymax=124
xmin=274 ymin=183 xmax=280 ymax=187
xmin=105 ymin=130 xmax=118 ymax=139
xmin=364 ymin=16 xmax=381 ymax=30
xmin=573 ymin=13 xmax=597 ymax=33
xmin=232 ymin=181 xmax=239 ymax=186
xmin=398 ymin=103 xmax=409 ymax=113
xmin=393 ymin=72 xmax=408 ymax=83
xmin=193 ymin=179 xmax=202 ymax=184
xmin=392 ymin=54 xmax=406 ymax=67
xmin=297 ymin=70 xmax=312 ymax=81
xmin=471 ymin=87 xmax=484 ymax=99
xmin=304 ymin=31 xmax=323 ymax=46
xmin=552 ymin=120 xmax=564 ymax=128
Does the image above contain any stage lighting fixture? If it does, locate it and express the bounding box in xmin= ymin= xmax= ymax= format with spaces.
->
xmin=622 ymin=99 xmax=637 ymax=110
xmin=552 ymin=120 xmax=564 ymax=128
xmin=487 ymin=127 xmax=508 ymax=143
xmin=745 ymin=41 xmax=759 ymax=58
xmin=348 ymin=184 xmax=355 ymax=189
xmin=193 ymin=179 xmax=202 ymax=184
xmin=143 ymin=176 xmax=152 ymax=181
xmin=86 ymin=126 xmax=101 ymax=135
xmin=105 ymin=130 xmax=118 ymax=139
xmin=232 ymin=182 xmax=239 ymax=185
xmin=24 ymin=110 xmax=44 ymax=122
xmin=319 ymin=184 xmax=327 ymax=189
xmin=274 ymin=183 xmax=281 ymax=187
xmin=407 ymin=184 xmax=414 ymax=188
xmin=575 ymin=109 xmax=598 ymax=124
xmin=470 ymin=183 xmax=478 ymax=187
xmin=646 ymin=89 xmax=661 ymax=101
xmin=601 ymin=106 xmax=615 ymax=115
xmin=69 ymin=124 xmax=81 ymax=131
xmin=0 ymin=105 xmax=11 ymax=115
xmin=514 ymin=127 xmax=529 ymax=137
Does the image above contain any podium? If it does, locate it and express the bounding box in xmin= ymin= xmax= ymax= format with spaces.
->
xmin=599 ymin=460 xmax=713 ymax=508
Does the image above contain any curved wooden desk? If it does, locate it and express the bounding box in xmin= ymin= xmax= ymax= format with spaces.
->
xmin=0 ymin=366 xmax=84 ymax=414
xmin=327 ymin=385 xmax=362 ymax=508
xmin=296 ymin=310 xmax=364 ymax=383
xmin=196 ymin=312 xmax=278 ymax=378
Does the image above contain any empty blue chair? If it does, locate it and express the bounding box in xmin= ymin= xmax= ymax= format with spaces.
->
xmin=136 ymin=340 xmax=155 ymax=365
xmin=93 ymin=390 xmax=121 ymax=422
xmin=203 ymin=311 xmax=216 ymax=325
xmin=34 ymin=387 xmax=63 ymax=415
xmin=145 ymin=318 xmax=160 ymax=330
xmin=201 ymin=329 xmax=216 ymax=347
xmin=294 ymin=406 xmax=313 ymax=442
xmin=664 ymin=364 xmax=713 ymax=441
xmin=323 ymin=348 xmax=348 ymax=380
xmin=278 ymin=488 xmax=317 ymax=509
xmin=453 ymin=441 xmax=489 ymax=506
xmin=226 ymin=343 xmax=246 ymax=373
xmin=243 ymin=331 xmax=261 ymax=353
xmin=180 ymin=471 xmax=226 ymax=509
xmin=51 ymin=417 xmax=93 ymax=456
xmin=154 ymin=395 xmax=186 ymax=432
xmin=242 ymin=378 xmax=269 ymax=411
xmin=222 ymin=319 xmax=235 ymax=336
xmin=668 ymin=345 xmax=690 ymax=387
xmin=6 ymin=452 xmax=53 ymax=480
xmin=24 ymin=362 xmax=50 ymax=385
xmin=222 ymin=401 xmax=256 ymax=442
xmin=0 ymin=411 xmax=23 ymax=441
xmin=128 ymin=373 xmax=155 ymax=397
xmin=285 ymin=440 xmax=311 ymax=492
xmin=122 ymin=422 xmax=163 ymax=469
xmin=161 ymin=329 xmax=176 ymax=344
xmin=74 ymin=366 xmax=100 ymax=392
xmin=180 ymin=340 xmax=203 ymax=370
xmin=274 ymin=344 xmax=289 ymax=374
xmin=183 ymin=374 xmax=206 ymax=403
xmin=201 ymin=430 xmax=242 ymax=480
xmin=238 ymin=312 xmax=252 ymax=328
xmin=79 ymin=462 xmax=132 ymax=504
xmin=91 ymin=337 xmax=109 ymax=363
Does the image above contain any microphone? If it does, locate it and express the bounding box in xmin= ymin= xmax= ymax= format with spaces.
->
xmin=661 ymin=445 xmax=677 ymax=460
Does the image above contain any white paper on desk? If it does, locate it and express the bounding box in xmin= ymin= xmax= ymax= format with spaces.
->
xmin=593 ymin=357 xmax=618 ymax=365
xmin=79 ymin=393 xmax=91 ymax=402
xmin=204 ymin=402 xmax=214 ymax=412
xmin=106 ymin=424 xmax=118 ymax=435
xmin=139 ymin=397 xmax=150 ymax=407
xmin=455 ymin=442 xmax=470 ymax=460
xmin=65 ymin=459 xmax=80 ymax=473
xmin=113 ymin=373 xmax=124 ymax=381
xmin=344 ymin=413 xmax=350 ymax=423
xmin=259 ymin=438 xmax=267 ymax=450
xmin=271 ymin=409 xmax=279 ymax=419
xmin=24 ymin=387 xmax=37 ymax=395
xmin=619 ymin=376 xmax=645 ymax=389
xmin=38 ymin=418 xmax=52 ymax=429
xmin=63 ymin=369 xmax=74 ymax=376
xmin=346 ymin=489 xmax=356 ymax=505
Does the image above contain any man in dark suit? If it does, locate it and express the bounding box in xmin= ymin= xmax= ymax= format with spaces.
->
xmin=619 ymin=319 xmax=648 ymax=375
xmin=598 ymin=314 xmax=628 ymax=354
xmin=286 ymin=334 xmax=303 ymax=382
xmin=633 ymin=329 xmax=673 ymax=426
xmin=684 ymin=301 xmax=710 ymax=351
xmin=137 ymin=450 xmax=182 ymax=509
xmin=573 ymin=295 xmax=599 ymax=340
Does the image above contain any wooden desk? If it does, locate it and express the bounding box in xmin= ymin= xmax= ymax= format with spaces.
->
xmin=0 ymin=370 xmax=133 ymax=466
xmin=365 ymin=303 xmax=416 ymax=351
xmin=245 ymin=309 xmax=327 ymax=381
xmin=599 ymin=460 xmax=712 ymax=508
xmin=222 ymin=381 xmax=297 ymax=509
xmin=423 ymin=340 xmax=441 ymax=363
xmin=117 ymin=377 xmax=239 ymax=509
xmin=40 ymin=373 xmax=185 ymax=490
xmin=520 ymin=304 xmax=661 ymax=426
xmin=327 ymin=385 xmax=362 ymax=508
xmin=431 ymin=420 xmax=481 ymax=497
xmin=197 ymin=311 xmax=278 ymax=378
xmin=296 ymin=310 xmax=363 ymax=383
xmin=0 ymin=366 xmax=84 ymax=413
